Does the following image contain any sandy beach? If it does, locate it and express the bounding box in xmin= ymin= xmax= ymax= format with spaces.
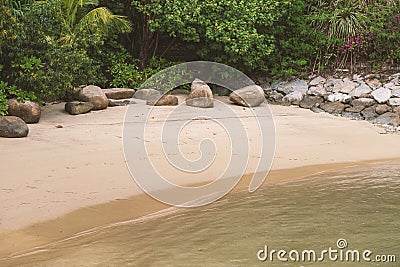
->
xmin=1 ymin=96 xmax=400 ymax=258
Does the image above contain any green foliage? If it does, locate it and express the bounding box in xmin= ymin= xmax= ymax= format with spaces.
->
xmin=132 ymin=0 xmax=282 ymax=71
xmin=109 ymin=57 xmax=178 ymax=90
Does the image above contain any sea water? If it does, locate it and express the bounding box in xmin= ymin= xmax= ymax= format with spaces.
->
xmin=2 ymin=162 xmax=399 ymax=267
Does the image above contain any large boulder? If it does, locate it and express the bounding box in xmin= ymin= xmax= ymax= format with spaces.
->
xmin=349 ymin=83 xmax=372 ymax=98
xmin=8 ymin=99 xmax=41 ymax=124
xmin=339 ymin=80 xmax=357 ymax=94
xmin=77 ymin=85 xmax=108 ymax=110
xmin=147 ymin=95 xmax=178 ymax=106
xmin=327 ymin=93 xmax=351 ymax=103
xmin=0 ymin=116 xmax=29 ymax=138
xmin=229 ymin=85 xmax=265 ymax=107
xmin=65 ymin=101 xmax=94 ymax=115
xmin=276 ymin=80 xmax=308 ymax=95
xmin=307 ymin=85 xmax=327 ymax=96
xmin=361 ymin=106 xmax=378 ymax=121
xmin=375 ymin=104 xmax=391 ymax=115
xmin=299 ymin=95 xmax=324 ymax=109
xmin=309 ymin=76 xmax=326 ymax=86
xmin=371 ymin=87 xmax=391 ymax=104
xmin=134 ymin=88 xmax=162 ymax=101
xmin=186 ymin=79 xmax=214 ymax=108
xmin=372 ymin=112 xmax=400 ymax=126
xmin=346 ymin=98 xmax=375 ymax=113
xmin=103 ymin=88 xmax=135 ymax=100
xmin=389 ymin=98 xmax=400 ymax=106
xmin=320 ymin=101 xmax=345 ymax=114
xmin=282 ymin=91 xmax=305 ymax=105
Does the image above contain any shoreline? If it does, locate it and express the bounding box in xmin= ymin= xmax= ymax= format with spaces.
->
xmin=1 ymin=99 xmax=400 ymax=258
xmin=1 ymin=158 xmax=399 ymax=260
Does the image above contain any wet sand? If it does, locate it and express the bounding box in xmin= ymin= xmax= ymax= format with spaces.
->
xmin=1 ymin=96 xmax=400 ymax=258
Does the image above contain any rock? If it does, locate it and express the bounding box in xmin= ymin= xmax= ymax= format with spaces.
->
xmin=311 ymin=107 xmax=324 ymax=113
xmin=321 ymin=101 xmax=345 ymax=114
xmin=393 ymin=106 xmax=400 ymax=116
xmin=147 ymin=95 xmax=178 ymax=106
xmin=324 ymin=78 xmax=342 ymax=91
xmin=349 ymin=83 xmax=372 ymax=98
xmin=339 ymin=80 xmax=357 ymax=94
xmin=282 ymin=91 xmax=305 ymax=105
xmin=108 ymin=99 xmax=133 ymax=107
xmin=65 ymin=101 xmax=94 ymax=115
xmin=186 ymin=98 xmax=214 ymax=108
xmin=346 ymin=98 xmax=375 ymax=113
xmin=389 ymin=98 xmax=400 ymax=106
xmin=134 ymin=88 xmax=162 ymax=101
xmin=327 ymin=93 xmax=351 ymax=103
xmin=372 ymin=112 xmax=400 ymax=126
xmin=8 ymin=99 xmax=41 ymax=124
xmin=384 ymin=83 xmax=396 ymax=89
xmin=342 ymin=112 xmax=363 ymax=120
xmin=309 ymin=76 xmax=326 ymax=86
xmin=103 ymin=88 xmax=135 ymax=100
xmin=299 ymin=95 xmax=324 ymax=109
xmin=77 ymin=85 xmax=108 ymax=110
xmin=186 ymin=79 xmax=214 ymax=108
xmin=361 ymin=106 xmax=378 ymax=121
xmin=392 ymin=87 xmax=400 ymax=97
xmin=308 ymin=85 xmax=327 ymax=96
xmin=371 ymin=87 xmax=391 ymax=103
xmin=0 ymin=116 xmax=29 ymax=138
xmin=366 ymin=78 xmax=382 ymax=89
xmin=265 ymin=91 xmax=287 ymax=105
xmin=229 ymin=85 xmax=265 ymax=107
xmin=375 ymin=104 xmax=392 ymax=115
xmin=276 ymin=80 xmax=308 ymax=95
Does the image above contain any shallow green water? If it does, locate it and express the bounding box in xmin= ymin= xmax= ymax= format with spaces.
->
xmin=3 ymin=163 xmax=400 ymax=266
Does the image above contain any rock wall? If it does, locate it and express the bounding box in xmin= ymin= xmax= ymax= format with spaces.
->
xmin=263 ymin=73 xmax=400 ymax=131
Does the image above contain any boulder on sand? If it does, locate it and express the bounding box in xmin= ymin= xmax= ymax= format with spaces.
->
xmin=77 ymin=85 xmax=108 ymax=110
xmin=8 ymin=99 xmax=41 ymax=123
xmin=229 ymin=85 xmax=265 ymax=107
xmin=186 ymin=79 xmax=214 ymax=108
xmin=0 ymin=116 xmax=29 ymax=138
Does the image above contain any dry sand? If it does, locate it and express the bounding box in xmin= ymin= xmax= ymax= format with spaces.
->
xmin=1 ymin=96 xmax=400 ymax=258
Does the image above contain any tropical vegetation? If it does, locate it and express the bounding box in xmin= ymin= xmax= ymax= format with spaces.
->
xmin=0 ymin=0 xmax=399 ymax=114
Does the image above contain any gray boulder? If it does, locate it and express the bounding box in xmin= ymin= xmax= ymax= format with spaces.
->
xmin=103 ymin=88 xmax=135 ymax=100
xmin=8 ymin=99 xmax=41 ymax=124
xmin=282 ymin=91 xmax=305 ymax=105
xmin=327 ymin=93 xmax=351 ymax=103
xmin=371 ymin=88 xmax=391 ymax=104
xmin=372 ymin=112 xmax=400 ymax=126
xmin=0 ymin=116 xmax=29 ymax=138
xmin=77 ymin=85 xmax=108 ymax=110
xmin=309 ymin=76 xmax=326 ymax=86
xmin=350 ymin=83 xmax=372 ymax=98
xmin=65 ymin=101 xmax=94 ymax=115
xmin=308 ymin=85 xmax=327 ymax=96
xmin=229 ymin=85 xmax=265 ymax=107
xmin=276 ymin=80 xmax=308 ymax=95
xmin=339 ymin=80 xmax=357 ymax=94
xmin=134 ymin=88 xmax=162 ymax=101
xmin=108 ymin=99 xmax=133 ymax=107
xmin=389 ymin=98 xmax=400 ymax=106
xmin=392 ymin=87 xmax=400 ymax=97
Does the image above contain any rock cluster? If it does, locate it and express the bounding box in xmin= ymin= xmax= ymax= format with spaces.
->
xmin=264 ymin=73 xmax=400 ymax=130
